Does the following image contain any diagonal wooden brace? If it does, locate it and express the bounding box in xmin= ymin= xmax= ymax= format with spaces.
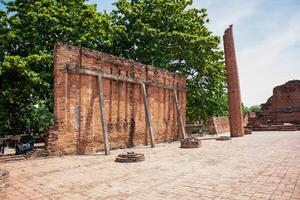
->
xmin=141 ymin=83 xmax=155 ymax=148
xmin=173 ymin=89 xmax=186 ymax=139
xmin=97 ymin=75 xmax=110 ymax=155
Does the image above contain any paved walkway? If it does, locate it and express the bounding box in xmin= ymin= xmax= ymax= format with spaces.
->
xmin=0 ymin=131 xmax=300 ymax=200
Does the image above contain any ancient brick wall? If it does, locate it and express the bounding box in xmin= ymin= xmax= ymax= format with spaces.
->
xmin=262 ymin=80 xmax=300 ymax=111
xmin=208 ymin=117 xmax=230 ymax=134
xmin=208 ymin=114 xmax=251 ymax=134
xmin=248 ymin=80 xmax=300 ymax=127
xmin=243 ymin=112 xmax=256 ymax=127
xmin=46 ymin=43 xmax=186 ymax=155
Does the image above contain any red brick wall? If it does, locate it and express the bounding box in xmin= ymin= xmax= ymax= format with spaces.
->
xmin=208 ymin=117 xmax=230 ymax=134
xmin=269 ymin=80 xmax=300 ymax=110
xmin=247 ymin=80 xmax=300 ymax=126
xmin=46 ymin=43 xmax=186 ymax=155
xmin=208 ymin=115 xmax=250 ymax=134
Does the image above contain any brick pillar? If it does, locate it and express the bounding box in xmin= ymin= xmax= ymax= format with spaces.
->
xmin=223 ymin=25 xmax=244 ymax=137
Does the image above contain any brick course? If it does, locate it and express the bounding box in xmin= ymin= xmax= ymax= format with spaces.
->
xmin=46 ymin=43 xmax=186 ymax=155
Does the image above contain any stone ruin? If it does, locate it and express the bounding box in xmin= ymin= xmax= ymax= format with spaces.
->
xmin=208 ymin=116 xmax=230 ymax=135
xmin=115 ymin=152 xmax=145 ymax=163
xmin=180 ymin=137 xmax=201 ymax=148
xmin=223 ymin=25 xmax=244 ymax=137
xmin=208 ymin=114 xmax=252 ymax=135
xmin=196 ymin=25 xmax=246 ymax=137
xmin=247 ymin=80 xmax=300 ymax=131
xmin=46 ymin=43 xmax=187 ymax=156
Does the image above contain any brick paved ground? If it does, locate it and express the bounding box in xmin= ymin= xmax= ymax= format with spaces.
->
xmin=0 ymin=131 xmax=300 ymax=200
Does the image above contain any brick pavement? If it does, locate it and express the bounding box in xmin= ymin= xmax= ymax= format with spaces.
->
xmin=0 ymin=131 xmax=300 ymax=200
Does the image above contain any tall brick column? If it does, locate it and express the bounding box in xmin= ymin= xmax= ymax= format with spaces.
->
xmin=223 ymin=25 xmax=244 ymax=137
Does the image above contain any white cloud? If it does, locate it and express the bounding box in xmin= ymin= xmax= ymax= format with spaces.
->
xmin=199 ymin=0 xmax=300 ymax=106
xmin=197 ymin=0 xmax=264 ymax=35
xmin=92 ymin=0 xmax=300 ymax=107
xmin=238 ymin=7 xmax=300 ymax=106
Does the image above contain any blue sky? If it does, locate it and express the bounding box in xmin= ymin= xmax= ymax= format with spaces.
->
xmin=1 ymin=0 xmax=300 ymax=106
xmin=91 ymin=0 xmax=300 ymax=107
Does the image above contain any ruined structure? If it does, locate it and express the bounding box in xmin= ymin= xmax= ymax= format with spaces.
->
xmin=208 ymin=116 xmax=230 ymax=134
xmin=223 ymin=25 xmax=244 ymax=137
xmin=180 ymin=137 xmax=200 ymax=148
xmin=115 ymin=152 xmax=145 ymax=163
xmin=46 ymin=43 xmax=186 ymax=155
xmin=247 ymin=80 xmax=300 ymax=131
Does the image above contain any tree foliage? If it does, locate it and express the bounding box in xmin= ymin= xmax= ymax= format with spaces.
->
xmin=109 ymin=0 xmax=228 ymax=121
xmin=242 ymin=104 xmax=262 ymax=114
xmin=0 ymin=55 xmax=53 ymax=135
xmin=250 ymin=105 xmax=261 ymax=113
xmin=0 ymin=0 xmax=228 ymax=136
xmin=0 ymin=0 xmax=113 ymax=136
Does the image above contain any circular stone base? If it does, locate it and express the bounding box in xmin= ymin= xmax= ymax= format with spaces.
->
xmin=181 ymin=138 xmax=201 ymax=148
xmin=115 ymin=152 xmax=145 ymax=163
xmin=0 ymin=169 xmax=9 ymax=192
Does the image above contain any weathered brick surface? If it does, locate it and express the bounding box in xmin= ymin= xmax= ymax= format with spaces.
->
xmin=208 ymin=116 xmax=230 ymax=134
xmin=248 ymin=80 xmax=300 ymax=127
xmin=208 ymin=114 xmax=253 ymax=134
xmin=223 ymin=25 xmax=244 ymax=137
xmin=46 ymin=43 xmax=186 ymax=155
xmin=265 ymin=80 xmax=300 ymax=111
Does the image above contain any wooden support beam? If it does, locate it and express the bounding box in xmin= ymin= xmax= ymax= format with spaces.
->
xmin=141 ymin=83 xmax=155 ymax=148
xmin=173 ymin=89 xmax=186 ymax=139
xmin=66 ymin=66 xmax=186 ymax=91
xmin=97 ymin=75 xmax=110 ymax=155
xmin=66 ymin=65 xmax=186 ymax=146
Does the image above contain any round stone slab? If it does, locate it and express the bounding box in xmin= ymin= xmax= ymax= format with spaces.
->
xmin=181 ymin=137 xmax=201 ymax=148
xmin=115 ymin=152 xmax=145 ymax=163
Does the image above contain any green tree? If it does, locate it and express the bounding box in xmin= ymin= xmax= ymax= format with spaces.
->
xmin=250 ymin=105 xmax=261 ymax=113
xmin=1 ymin=0 xmax=112 ymax=57
xmin=109 ymin=0 xmax=228 ymax=122
xmin=0 ymin=0 xmax=113 ymax=136
xmin=242 ymin=103 xmax=251 ymax=114
xmin=0 ymin=55 xmax=53 ymax=135
xmin=242 ymin=104 xmax=261 ymax=114
xmin=0 ymin=0 xmax=228 ymax=136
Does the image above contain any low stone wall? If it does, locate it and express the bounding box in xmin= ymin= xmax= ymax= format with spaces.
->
xmin=208 ymin=117 xmax=230 ymax=134
xmin=0 ymin=169 xmax=9 ymax=192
